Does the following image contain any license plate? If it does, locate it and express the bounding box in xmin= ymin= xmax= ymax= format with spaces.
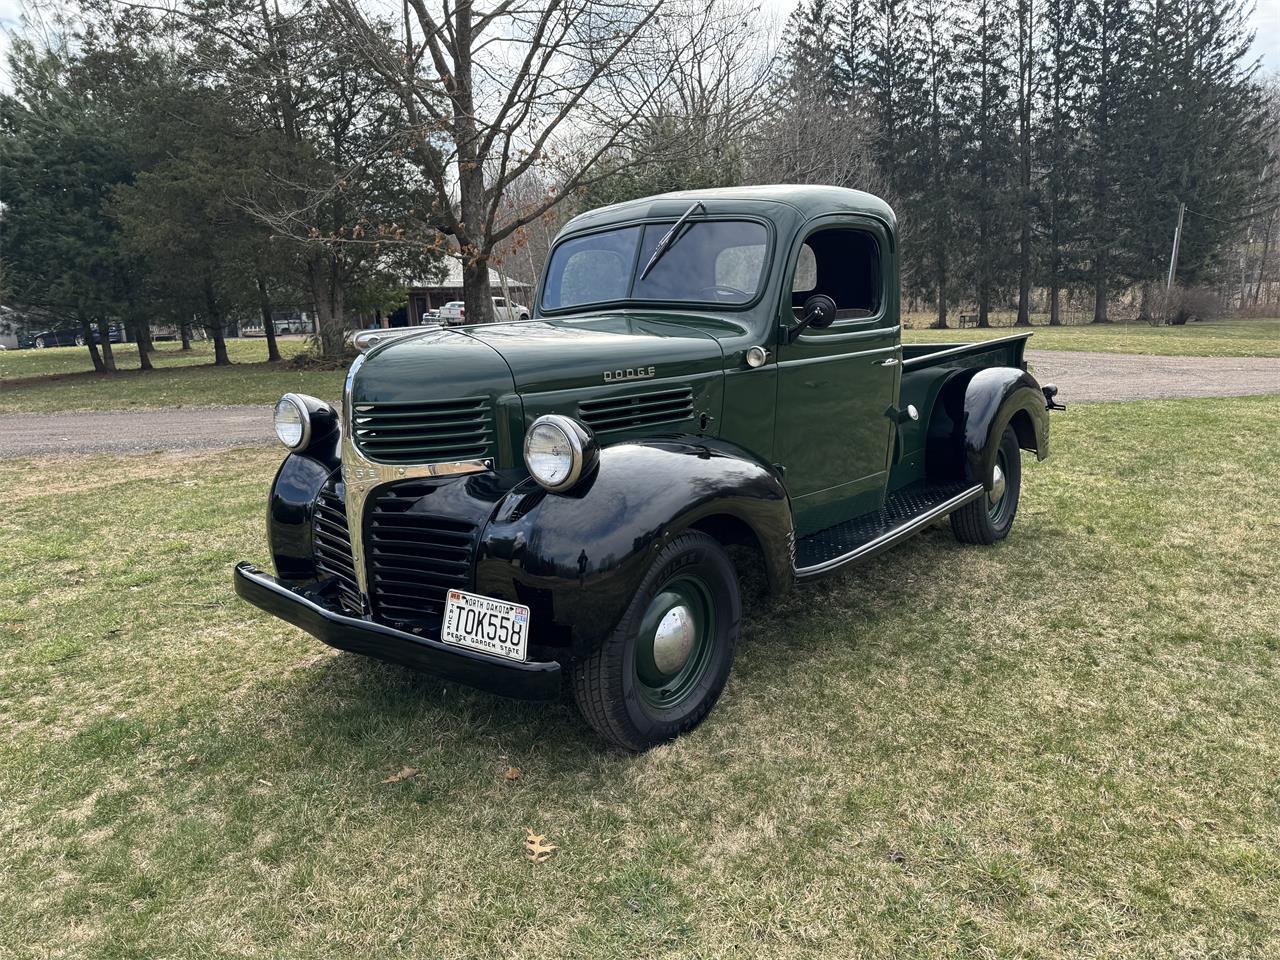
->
xmin=441 ymin=590 xmax=530 ymax=662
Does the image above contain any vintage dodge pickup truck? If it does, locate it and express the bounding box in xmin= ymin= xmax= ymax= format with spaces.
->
xmin=234 ymin=185 xmax=1064 ymax=750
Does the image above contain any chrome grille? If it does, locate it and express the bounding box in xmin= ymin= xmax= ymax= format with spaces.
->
xmin=578 ymin=387 xmax=695 ymax=433
xmin=367 ymin=481 xmax=477 ymax=628
xmin=313 ymin=479 xmax=362 ymax=615
xmin=351 ymin=397 xmax=494 ymax=464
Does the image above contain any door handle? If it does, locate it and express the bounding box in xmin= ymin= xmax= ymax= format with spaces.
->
xmin=877 ymin=357 xmax=899 ymax=367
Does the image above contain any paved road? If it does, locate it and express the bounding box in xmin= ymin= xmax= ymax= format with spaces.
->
xmin=1 ymin=350 xmax=1277 ymax=458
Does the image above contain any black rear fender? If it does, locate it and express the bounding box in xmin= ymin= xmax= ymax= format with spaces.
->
xmin=962 ymin=368 xmax=1050 ymax=488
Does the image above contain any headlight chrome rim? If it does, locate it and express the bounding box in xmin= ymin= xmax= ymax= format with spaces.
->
xmin=274 ymin=393 xmax=312 ymax=450
xmin=523 ymin=414 xmax=597 ymax=492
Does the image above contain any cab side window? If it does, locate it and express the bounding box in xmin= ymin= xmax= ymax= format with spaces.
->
xmin=791 ymin=230 xmax=881 ymax=320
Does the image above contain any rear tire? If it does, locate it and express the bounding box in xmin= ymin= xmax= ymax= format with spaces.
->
xmin=951 ymin=425 xmax=1021 ymax=545
xmin=571 ymin=530 xmax=740 ymax=751
xmin=35 ymin=337 xmax=47 ymax=349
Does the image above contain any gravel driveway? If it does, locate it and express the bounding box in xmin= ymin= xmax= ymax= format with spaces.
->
xmin=2 ymin=350 xmax=1277 ymax=458
xmin=1025 ymin=350 xmax=1279 ymax=402
xmin=0 ymin=405 xmax=275 ymax=458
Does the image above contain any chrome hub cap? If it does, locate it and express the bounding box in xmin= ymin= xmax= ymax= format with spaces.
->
xmin=989 ymin=463 xmax=1007 ymax=505
xmin=653 ymin=604 xmax=695 ymax=674
xmin=635 ymin=578 xmax=716 ymax=709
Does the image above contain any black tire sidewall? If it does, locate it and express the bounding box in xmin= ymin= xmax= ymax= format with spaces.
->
xmin=588 ymin=532 xmax=740 ymax=748
xmin=988 ymin=425 xmax=1022 ymax=538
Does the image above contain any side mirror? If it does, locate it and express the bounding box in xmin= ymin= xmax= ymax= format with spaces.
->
xmin=788 ymin=294 xmax=838 ymax=342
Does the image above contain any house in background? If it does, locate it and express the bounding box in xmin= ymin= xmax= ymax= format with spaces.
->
xmin=403 ymin=262 xmax=533 ymax=326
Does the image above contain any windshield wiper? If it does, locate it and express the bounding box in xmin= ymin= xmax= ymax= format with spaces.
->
xmin=638 ymin=201 xmax=705 ymax=281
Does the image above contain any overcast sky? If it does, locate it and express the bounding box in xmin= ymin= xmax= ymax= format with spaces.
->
xmin=0 ymin=0 xmax=1275 ymax=94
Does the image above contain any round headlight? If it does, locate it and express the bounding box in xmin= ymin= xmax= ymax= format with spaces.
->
xmin=523 ymin=415 xmax=596 ymax=492
xmin=273 ymin=394 xmax=311 ymax=450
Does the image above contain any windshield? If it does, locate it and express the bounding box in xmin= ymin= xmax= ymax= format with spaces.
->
xmin=541 ymin=220 xmax=769 ymax=312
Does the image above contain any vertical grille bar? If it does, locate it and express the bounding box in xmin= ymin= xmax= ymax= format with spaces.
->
xmin=313 ymin=477 xmax=363 ymax=615
xmin=366 ymin=481 xmax=478 ymax=632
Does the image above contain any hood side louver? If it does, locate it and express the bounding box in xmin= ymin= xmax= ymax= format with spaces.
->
xmin=578 ymin=387 xmax=695 ymax=434
xmin=352 ymin=397 xmax=494 ymax=465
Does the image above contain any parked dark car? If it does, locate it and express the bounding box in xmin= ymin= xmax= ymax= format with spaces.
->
xmin=20 ymin=325 xmax=124 ymax=348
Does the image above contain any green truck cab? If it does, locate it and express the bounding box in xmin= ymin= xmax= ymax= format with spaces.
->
xmin=235 ymin=185 xmax=1064 ymax=751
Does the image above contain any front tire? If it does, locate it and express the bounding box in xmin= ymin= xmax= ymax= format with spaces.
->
xmin=35 ymin=337 xmax=47 ymax=349
xmin=571 ymin=530 xmax=740 ymax=751
xmin=952 ymin=425 xmax=1022 ymax=545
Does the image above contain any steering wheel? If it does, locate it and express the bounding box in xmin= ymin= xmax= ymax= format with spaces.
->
xmin=695 ymin=284 xmax=752 ymax=301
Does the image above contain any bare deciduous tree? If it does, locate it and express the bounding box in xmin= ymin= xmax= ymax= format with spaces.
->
xmin=325 ymin=0 xmax=699 ymax=322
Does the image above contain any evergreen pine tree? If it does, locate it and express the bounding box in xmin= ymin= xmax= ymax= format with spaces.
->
xmin=1036 ymin=0 xmax=1084 ymax=324
xmin=1077 ymin=0 xmax=1141 ymax=322
xmin=950 ymin=0 xmax=1020 ymax=325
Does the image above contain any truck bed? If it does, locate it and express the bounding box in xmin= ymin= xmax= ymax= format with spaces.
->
xmin=901 ymin=332 xmax=1032 ymax=371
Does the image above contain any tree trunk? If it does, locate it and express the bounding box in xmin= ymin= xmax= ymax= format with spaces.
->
xmin=1091 ymin=259 xmax=1109 ymax=323
xmin=933 ymin=264 xmax=948 ymax=328
xmin=180 ymin=318 xmax=192 ymax=351
xmin=1048 ymin=285 xmax=1061 ymax=326
xmin=133 ymin=319 xmax=153 ymax=371
xmin=210 ymin=325 xmax=230 ymax=366
xmin=80 ymin=316 xmax=105 ymax=372
xmin=1015 ymin=0 xmax=1034 ymax=327
xmin=307 ymin=256 xmax=347 ymax=356
xmin=1015 ymin=231 xmax=1032 ymax=325
xmin=203 ymin=275 xmax=231 ymax=366
xmin=461 ymin=255 xmax=493 ymax=324
xmin=1254 ymin=215 xmax=1274 ymax=306
xmin=96 ymin=318 xmax=117 ymax=371
xmin=257 ymin=271 xmax=282 ymax=362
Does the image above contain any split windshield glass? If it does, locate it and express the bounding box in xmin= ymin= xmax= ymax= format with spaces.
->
xmin=541 ymin=220 xmax=769 ymax=311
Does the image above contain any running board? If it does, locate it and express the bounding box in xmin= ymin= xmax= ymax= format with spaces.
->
xmin=794 ymin=481 xmax=984 ymax=577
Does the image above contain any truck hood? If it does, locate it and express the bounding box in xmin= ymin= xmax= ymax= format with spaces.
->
xmin=355 ymin=313 xmax=725 ymax=401
xmin=463 ymin=314 xmax=724 ymax=393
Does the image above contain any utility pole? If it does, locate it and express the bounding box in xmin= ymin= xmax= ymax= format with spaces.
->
xmin=1160 ymin=201 xmax=1186 ymax=325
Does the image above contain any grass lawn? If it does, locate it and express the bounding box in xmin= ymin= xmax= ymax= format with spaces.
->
xmin=903 ymin=315 xmax=1280 ymax=357
xmin=0 ymin=339 xmax=345 ymax=415
xmin=1 ymin=396 xmax=1277 ymax=958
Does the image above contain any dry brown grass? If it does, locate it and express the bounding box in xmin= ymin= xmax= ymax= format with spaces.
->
xmin=1 ymin=398 xmax=1277 ymax=958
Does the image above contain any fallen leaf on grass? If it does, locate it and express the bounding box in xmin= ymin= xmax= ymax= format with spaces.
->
xmin=504 ymin=766 xmax=521 ymax=781
xmin=381 ymin=767 xmax=418 ymax=784
xmin=524 ymin=828 xmax=557 ymax=863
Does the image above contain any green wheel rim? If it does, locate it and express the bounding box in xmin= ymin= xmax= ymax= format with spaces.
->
xmin=988 ymin=447 xmax=1011 ymax=524
xmin=634 ymin=575 xmax=716 ymax=709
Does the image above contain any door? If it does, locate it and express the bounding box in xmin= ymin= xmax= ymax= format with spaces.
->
xmin=773 ymin=222 xmax=899 ymax=538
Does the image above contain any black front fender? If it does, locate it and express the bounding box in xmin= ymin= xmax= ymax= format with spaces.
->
xmin=267 ymin=431 xmax=342 ymax=582
xmin=963 ymin=367 xmax=1050 ymax=488
xmin=475 ymin=439 xmax=793 ymax=652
